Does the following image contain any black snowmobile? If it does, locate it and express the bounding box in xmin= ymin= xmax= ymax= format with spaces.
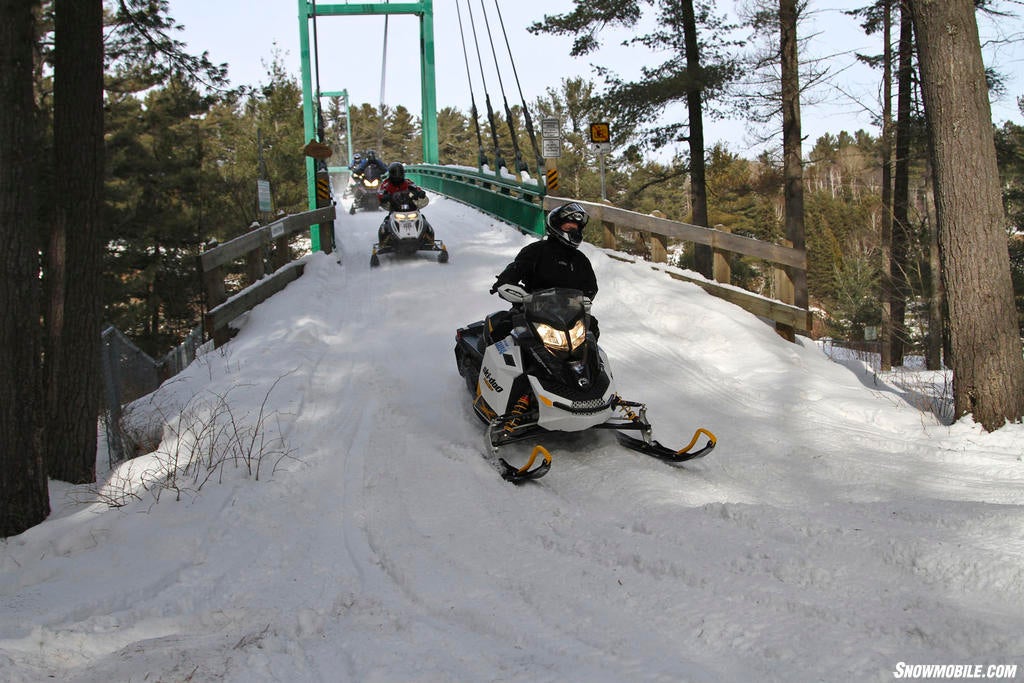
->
xmin=454 ymin=284 xmax=716 ymax=482
xmin=370 ymin=191 xmax=448 ymax=266
xmin=348 ymin=164 xmax=384 ymax=214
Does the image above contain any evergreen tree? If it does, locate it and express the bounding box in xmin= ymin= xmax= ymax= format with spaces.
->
xmin=384 ymin=105 xmax=421 ymax=163
xmin=437 ymin=106 xmax=477 ymax=167
xmin=104 ymin=75 xmax=208 ymax=356
xmin=531 ymin=0 xmax=743 ymax=278
xmin=1 ymin=0 xmax=49 ymax=536
xmin=909 ymin=0 xmax=1024 ymax=430
xmin=45 ymin=0 xmax=105 ymax=484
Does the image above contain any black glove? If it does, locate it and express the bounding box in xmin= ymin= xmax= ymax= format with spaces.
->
xmin=414 ymin=188 xmax=426 ymax=199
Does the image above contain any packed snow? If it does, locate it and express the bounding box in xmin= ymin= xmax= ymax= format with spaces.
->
xmin=2 ymin=186 xmax=1023 ymax=683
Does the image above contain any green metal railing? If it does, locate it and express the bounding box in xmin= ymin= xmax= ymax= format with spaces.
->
xmin=406 ymin=164 xmax=546 ymax=236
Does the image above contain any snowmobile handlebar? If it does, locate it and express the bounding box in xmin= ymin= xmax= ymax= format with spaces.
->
xmin=494 ymin=283 xmax=529 ymax=303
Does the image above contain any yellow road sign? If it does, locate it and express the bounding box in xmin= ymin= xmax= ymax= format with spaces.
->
xmin=546 ymin=168 xmax=559 ymax=192
xmin=589 ymin=122 xmax=610 ymax=144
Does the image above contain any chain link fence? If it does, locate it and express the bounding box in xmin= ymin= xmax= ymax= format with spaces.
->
xmin=100 ymin=325 xmax=205 ymax=467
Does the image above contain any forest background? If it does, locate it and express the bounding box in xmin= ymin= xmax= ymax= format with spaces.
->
xmin=44 ymin=3 xmax=1024 ymax=362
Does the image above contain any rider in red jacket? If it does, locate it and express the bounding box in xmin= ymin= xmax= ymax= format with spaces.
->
xmin=376 ymin=162 xmax=434 ymax=245
xmin=378 ymin=162 xmax=426 ymax=208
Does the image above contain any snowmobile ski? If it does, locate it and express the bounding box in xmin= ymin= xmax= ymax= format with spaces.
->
xmin=616 ymin=428 xmax=717 ymax=463
xmin=497 ymin=444 xmax=553 ymax=483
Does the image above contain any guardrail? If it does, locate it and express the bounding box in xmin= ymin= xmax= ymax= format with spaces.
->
xmin=407 ymin=164 xmax=546 ymax=236
xmin=199 ymin=206 xmax=336 ymax=347
xmin=543 ymin=196 xmax=811 ymax=335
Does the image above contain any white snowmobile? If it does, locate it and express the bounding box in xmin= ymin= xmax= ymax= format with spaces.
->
xmin=454 ymin=284 xmax=716 ymax=482
xmin=370 ymin=191 xmax=449 ymax=266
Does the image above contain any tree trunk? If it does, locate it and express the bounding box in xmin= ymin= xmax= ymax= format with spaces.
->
xmin=0 ymin=0 xmax=49 ymax=536
xmin=880 ymin=0 xmax=893 ymax=371
xmin=45 ymin=0 xmax=105 ymax=483
xmin=681 ymin=0 xmax=712 ymax=279
xmin=890 ymin=1 xmax=914 ymax=366
xmin=909 ymin=0 xmax=1024 ymax=430
xmin=779 ymin=0 xmax=807 ymax=342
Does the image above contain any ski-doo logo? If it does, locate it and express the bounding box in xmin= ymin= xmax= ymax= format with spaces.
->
xmin=482 ymin=366 xmax=504 ymax=393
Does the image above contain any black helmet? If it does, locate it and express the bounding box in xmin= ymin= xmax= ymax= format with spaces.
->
xmin=366 ymin=150 xmax=377 ymax=160
xmin=545 ymin=202 xmax=588 ymax=248
xmin=388 ymin=162 xmax=405 ymax=183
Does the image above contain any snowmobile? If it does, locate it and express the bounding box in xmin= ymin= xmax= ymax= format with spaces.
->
xmin=370 ymin=191 xmax=449 ymax=266
xmin=454 ymin=284 xmax=716 ymax=482
xmin=348 ymin=165 xmax=384 ymax=214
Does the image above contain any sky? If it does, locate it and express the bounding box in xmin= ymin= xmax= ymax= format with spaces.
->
xmin=164 ymin=0 xmax=1024 ymax=158
xmin=2 ymin=188 xmax=1023 ymax=681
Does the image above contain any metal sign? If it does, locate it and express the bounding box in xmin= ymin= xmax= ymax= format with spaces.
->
xmin=542 ymin=137 xmax=562 ymax=159
xmin=541 ymin=117 xmax=561 ymax=138
xmin=257 ymin=179 xmax=272 ymax=212
xmin=589 ymin=122 xmax=610 ymax=143
xmin=546 ymin=167 xmax=559 ymax=191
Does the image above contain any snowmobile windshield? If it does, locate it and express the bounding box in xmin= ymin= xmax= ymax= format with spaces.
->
xmin=524 ymin=288 xmax=586 ymax=327
xmin=524 ymin=288 xmax=589 ymax=355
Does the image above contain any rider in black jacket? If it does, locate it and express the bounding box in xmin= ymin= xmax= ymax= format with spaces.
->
xmin=489 ymin=202 xmax=600 ymax=339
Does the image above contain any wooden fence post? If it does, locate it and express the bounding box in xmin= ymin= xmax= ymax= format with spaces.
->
xmin=773 ymin=239 xmax=796 ymax=341
xmin=602 ymin=220 xmax=617 ymax=251
xmin=647 ymin=210 xmax=667 ymax=262
xmin=712 ymin=224 xmax=732 ymax=284
xmin=244 ymin=220 xmax=265 ymax=285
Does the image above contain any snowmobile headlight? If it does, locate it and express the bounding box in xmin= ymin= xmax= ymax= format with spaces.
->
xmin=365 ymin=178 xmax=380 ymax=188
xmin=534 ymin=323 xmax=568 ymax=352
xmin=395 ymin=212 xmax=418 ymax=221
xmin=568 ymin=319 xmax=587 ymax=350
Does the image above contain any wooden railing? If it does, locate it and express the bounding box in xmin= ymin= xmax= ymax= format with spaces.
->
xmin=199 ymin=206 xmax=336 ymax=347
xmin=543 ymin=196 xmax=811 ymax=335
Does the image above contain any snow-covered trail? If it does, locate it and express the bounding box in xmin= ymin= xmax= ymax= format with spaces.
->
xmin=1 ymin=186 xmax=1022 ymax=682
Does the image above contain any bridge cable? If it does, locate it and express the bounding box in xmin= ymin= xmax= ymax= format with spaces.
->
xmin=311 ymin=0 xmax=325 ymax=144
xmin=455 ymin=1 xmax=488 ymax=167
xmin=377 ymin=7 xmax=390 ymax=152
xmin=465 ymin=0 xmax=505 ymax=170
xmin=491 ymin=0 xmax=544 ymax=175
xmin=478 ymin=1 xmax=526 ymax=174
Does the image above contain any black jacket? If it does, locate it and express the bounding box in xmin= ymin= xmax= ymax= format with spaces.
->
xmin=494 ymin=238 xmax=598 ymax=299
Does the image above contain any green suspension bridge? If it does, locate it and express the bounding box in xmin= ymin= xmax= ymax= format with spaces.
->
xmin=281 ymin=0 xmax=810 ymax=339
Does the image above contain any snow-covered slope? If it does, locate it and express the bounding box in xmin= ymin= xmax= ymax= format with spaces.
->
xmin=2 ymin=188 xmax=1022 ymax=683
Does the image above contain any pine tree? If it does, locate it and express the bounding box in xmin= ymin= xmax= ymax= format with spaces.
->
xmin=532 ymin=1 xmax=742 ymax=277
xmin=908 ymin=0 xmax=1024 ymax=429
xmin=1 ymin=0 xmax=49 ymax=536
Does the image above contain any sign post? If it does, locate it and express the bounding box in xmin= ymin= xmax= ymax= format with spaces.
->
xmin=541 ymin=117 xmax=562 ymax=194
xmin=589 ymin=122 xmax=611 ymax=201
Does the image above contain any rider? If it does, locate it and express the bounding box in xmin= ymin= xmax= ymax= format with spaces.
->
xmin=352 ymin=149 xmax=387 ymax=180
xmin=377 ymin=162 xmax=434 ymax=245
xmin=488 ymin=202 xmax=599 ymax=339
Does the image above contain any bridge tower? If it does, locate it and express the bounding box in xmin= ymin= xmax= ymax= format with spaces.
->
xmin=299 ymin=0 xmax=439 ymax=244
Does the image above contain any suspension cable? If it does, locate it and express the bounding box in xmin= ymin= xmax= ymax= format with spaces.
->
xmin=466 ymin=0 xmax=505 ymax=170
xmin=312 ymin=0 xmax=325 ymax=143
xmin=377 ymin=8 xmax=390 ymax=153
xmin=479 ymin=0 xmax=525 ymax=173
xmin=455 ymin=1 xmax=487 ymax=167
xmin=492 ymin=0 xmax=543 ymax=175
